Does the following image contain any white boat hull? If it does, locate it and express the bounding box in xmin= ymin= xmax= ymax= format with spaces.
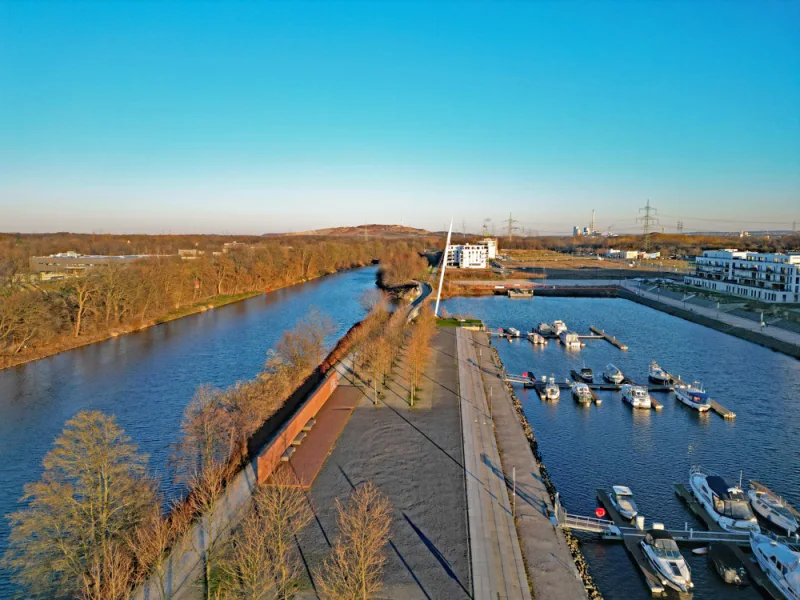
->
xmin=689 ymin=473 xmax=760 ymax=534
xmin=675 ymin=390 xmax=711 ymax=412
xmin=749 ymin=490 xmax=799 ymax=534
xmin=641 ymin=543 xmax=693 ymax=593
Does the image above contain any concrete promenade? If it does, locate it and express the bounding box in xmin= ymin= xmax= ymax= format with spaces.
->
xmin=620 ymin=281 xmax=800 ymax=347
xmin=456 ymin=328 xmax=532 ymax=600
xmin=474 ymin=331 xmax=588 ymax=600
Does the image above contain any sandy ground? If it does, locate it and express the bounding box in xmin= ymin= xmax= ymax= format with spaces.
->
xmin=296 ymin=327 xmax=471 ymax=599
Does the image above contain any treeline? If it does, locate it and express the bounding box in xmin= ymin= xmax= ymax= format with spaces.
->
xmin=375 ymin=250 xmax=429 ymax=288
xmin=0 ymin=237 xmax=424 ymax=367
xmin=3 ymin=304 xmax=403 ymax=599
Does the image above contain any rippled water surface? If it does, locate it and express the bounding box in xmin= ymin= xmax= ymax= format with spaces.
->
xmin=0 ymin=267 xmax=376 ymax=595
xmin=443 ymin=295 xmax=800 ymax=600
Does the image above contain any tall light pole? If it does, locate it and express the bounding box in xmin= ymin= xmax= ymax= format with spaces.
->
xmin=434 ymin=219 xmax=453 ymax=317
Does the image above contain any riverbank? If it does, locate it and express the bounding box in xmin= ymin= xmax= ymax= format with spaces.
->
xmin=0 ymin=268 xmax=367 ymax=372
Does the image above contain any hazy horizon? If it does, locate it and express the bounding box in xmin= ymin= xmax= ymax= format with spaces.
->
xmin=2 ymin=2 xmax=798 ymax=235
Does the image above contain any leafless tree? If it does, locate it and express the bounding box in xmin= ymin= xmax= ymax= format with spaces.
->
xmin=317 ymin=482 xmax=393 ymax=600
xmin=3 ymin=411 xmax=156 ymax=599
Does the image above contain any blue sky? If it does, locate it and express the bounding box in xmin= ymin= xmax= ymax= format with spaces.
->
xmin=1 ymin=1 xmax=798 ymax=234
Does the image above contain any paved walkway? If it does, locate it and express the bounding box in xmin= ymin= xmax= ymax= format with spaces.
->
xmin=474 ymin=332 xmax=588 ymax=600
xmin=456 ymin=328 xmax=532 ymax=600
xmin=621 ymin=281 xmax=800 ymax=347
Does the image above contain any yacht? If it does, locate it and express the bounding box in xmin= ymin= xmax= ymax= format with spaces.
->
xmin=609 ymin=485 xmax=639 ymax=520
xmin=748 ymin=487 xmax=799 ymax=534
xmin=750 ymin=533 xmax=800 ymax=600
xmin=603 ymin=364 xmax=624 ymax=384
xmin=621 ymin=384 xmax=652 ymax=409
xmin=537 ymin=322 xmax=554 ymax=336
xmin=579 ymin=366 xmax=594 ymax=382
xmin=544 ymin=378 xmax=560 ymax=401
xmin=674 ymin=382 xmax=711 ymax=412
xmin=571 ymin=383 xmax=592 ymax=405
xmin=551 ymin=320 xmax=568 ymax=336
xmin=640 ymin=528 xmax=694 ymax=593
xmin=559 ymin=331 xmax=581 ymax=349
xmin=689 ymin=467 xmax=760 ymax=533
xmin=648 ymin=361 xmax=670 ymax=384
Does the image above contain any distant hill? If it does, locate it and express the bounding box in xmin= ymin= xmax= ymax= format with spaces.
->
xmin=280 ymin=224 xmax=431 ymax=238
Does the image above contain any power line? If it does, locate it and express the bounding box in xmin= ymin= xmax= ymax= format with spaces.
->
xmin=505 ymin=212 xmax=520 ymax=241
xmin=637 ymin=200 xmax=659 ymax=251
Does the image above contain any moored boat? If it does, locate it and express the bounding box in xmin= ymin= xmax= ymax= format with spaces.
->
xmin=708 ymin=543 xmax=749 ymax=586
xmin=750 ymin=532 xmax=800 ymax=600
xmin=609 ymin=485 xmax=639 ymax=519
xmin=689 ymin=467 xmax=760 ymax=534
xmin=537 ymin=322 xmax=554 ymax=336
xmin=748 ymin=487 xmax=799 ymax=534
xmin=544 ymin=377 xmax=560 ymax=401
xmin=571 ymin=383 xmax=592 ymax=404
xmin=648 ymin=361 xmax=670 ymax=384
xmin=504 ymin=327 xmax=520 ymax=337
xmin=579 ymin=366 xmax=593 ymax=382
xmin=674 ymin=381 xmax=711 ymax=412
xmin=527 ymin=331 xmax=547 ymax=345
xmin=551 ymin=320 xmax=568 ymax=335
xmin=640 ymin=527 xmax=694 ymax=593
xmin=621 ymin=384 xmax=652 ymax=409
xmin=603 ymin=363 xmax=624 ymax=384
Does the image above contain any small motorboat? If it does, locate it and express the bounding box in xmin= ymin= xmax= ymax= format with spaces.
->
xmin=674 ymin=381 xmax=711 ymax=412
xmin=544 ymin=378 xmax=560 ymax=401
xmin=551 ymin=320 xmax=568 ymax=336
xmin=559 ymin=331 xmax=581 ymax=349
xmin=750 ymin=532 xmax=800 ymax=599
xmin=504 ymin=327 xmax=520 ymax=337
xmin=603 ymin=363 xmax=624 ymax=384
xmin=527 ymin=331 xmax=547 ymax=345
xmin=640 ymin=527 xmax=693 ymax=593
xmin=537 ymin=322 xmax=553 ymax=336
xmin=609 ymin=485 xmax=638 ymax=520
xmin=748 ymin=487 xmax=799 ymax=534
xmin=689 ymin=467 xmax=760 ymax=534
xmin=621 ymin=384 xmax=652 ymax=409
xmin=708 ymin=543 xmax=749 ymax=586
xmin=648 ymin=361 xmax=670 ymax=384
xmin=571 ymin=383 xmax=593 ymax=405
xmin=579 ymin=366 xmax=594 ymax=382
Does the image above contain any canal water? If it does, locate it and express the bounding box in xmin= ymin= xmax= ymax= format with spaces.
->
xmin=0 ymin=267 xmax=376 ymax=595
xmin=443 ymin=296 xmax=800 ymax=600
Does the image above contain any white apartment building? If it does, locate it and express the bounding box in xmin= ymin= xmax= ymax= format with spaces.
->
xmin=477 ymin=237 xmax=498 ymax=259
xmin=685 ymin=249 xmax=800 ymax=303
xmin=446 ymin=244 xmax=488 ymax=269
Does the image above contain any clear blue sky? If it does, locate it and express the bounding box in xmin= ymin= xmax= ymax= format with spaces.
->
xmin=1 ymin=1 xmax=798 ymax=234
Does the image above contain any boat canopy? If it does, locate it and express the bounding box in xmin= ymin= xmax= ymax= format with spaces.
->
xmin=707 ymin=475 xmax=739 ymax=500
xmin=612 ymin=485 xmax=633 ymax=496
xmin=689 ymin=391 xmax=709 ymax=401
xmin=644 ymin=530 xmax=681 ymax=558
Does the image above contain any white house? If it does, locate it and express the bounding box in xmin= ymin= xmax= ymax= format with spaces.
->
xmin=685 ymin=249 xmax=800 ymax=303
xmin=477 ymin=238 xmax=498 ymax=259
xmin=446 ymin=244 xmax=488 ymax=269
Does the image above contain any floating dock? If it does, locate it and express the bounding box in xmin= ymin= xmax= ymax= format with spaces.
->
xmin=596 ymin=489 xmax=666 ymax=596
xmin=589 ymin=326 xmax=628 ymax=350
xmin=667 ymin=371 xmax=736 ymax=419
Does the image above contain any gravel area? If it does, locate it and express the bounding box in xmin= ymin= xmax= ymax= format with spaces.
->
xmin=297 ymin=328 xmax=471 ymax=599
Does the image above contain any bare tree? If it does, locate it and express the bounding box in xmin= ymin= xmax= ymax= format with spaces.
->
xmin=69 ymin=276 xmax=96 ymax=337
xmin=317 ymin=482 xmax=393 ymax=600
xmin=3 ymin=411 xmax=156 ymax=599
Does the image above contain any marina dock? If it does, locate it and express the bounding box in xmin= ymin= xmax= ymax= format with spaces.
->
xmin=595 ymin=489 xmax=666 ymax=596
xmin=589 ymin=326 xmax=628 ymax=350
xmin=666 ymin=370 xmax=736 ymax=419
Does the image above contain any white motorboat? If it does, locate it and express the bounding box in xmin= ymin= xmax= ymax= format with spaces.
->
xmin=571 ymin=383 xmax=592 ymax=404
xmin=551 ymin=320 xmax=568 ymax=336
xmin=640 ymin=527 xmax=694 ymax=593
xmin=537 ymin=322 xmax=553 ymax=336
xmin=648 ymin=361 xmax=670 ymax=384
xmin=544 ymin=378 xmax=560 ymax=401
xmin=579 ymin=366 xmax=594 ymax=382
xmin=689 ymin=467 xmax=760 ymax=534
xmin=504 ymin=327 xmax=520 ymax=337
xmin=527 ymin=331 xmax=547 ymax=345
xmin=621 ymin=384 xmax=652 ymax=409
xmin=750 ymin=532 xmax=800 ymax=600
xmin=749 ymin=487 xmax=799 ymax=534
xmin=559 ymin=331 xmax=581 ymax=349
xmin=674 ymin=381 xmax=711 ymax=412
xmin=603 ymin=363 xmax=624 ymax=384
xmin=609 ymin=485 xmax=639 ymax=520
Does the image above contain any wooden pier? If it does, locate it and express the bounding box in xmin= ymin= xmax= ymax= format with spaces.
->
xmin=709 ymin=400 xmax=736 ymax=419
xmin=596 ymin=489 xmax=666 ymax=596
xmin=674 ymin=483 xmax=787 ymax=599
xmin=589 ymin=326 xmax=628 ymax=350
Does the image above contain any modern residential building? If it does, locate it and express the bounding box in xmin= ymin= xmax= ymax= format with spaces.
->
xmin=446 ymin=244 xmax=488 ymax=269
xmin=477 ymin=237 xmax=498 ymax=259
xmin=685 ymin=249 xmax=800 ymax=303
xmin=29 ymin=251 xmax=157 ymax=280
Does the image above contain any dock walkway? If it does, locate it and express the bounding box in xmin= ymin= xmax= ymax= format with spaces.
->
xmin=472 ymin=331 xmax=588 ymax=600
xmin=456 ymin=328 xmax=532 ymax=600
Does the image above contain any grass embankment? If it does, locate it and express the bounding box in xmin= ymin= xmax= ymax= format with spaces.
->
xmin=436 ymin=317 xmax=483 ymax=328
xmin=153 ymin=291 xmax=262 ymax=324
